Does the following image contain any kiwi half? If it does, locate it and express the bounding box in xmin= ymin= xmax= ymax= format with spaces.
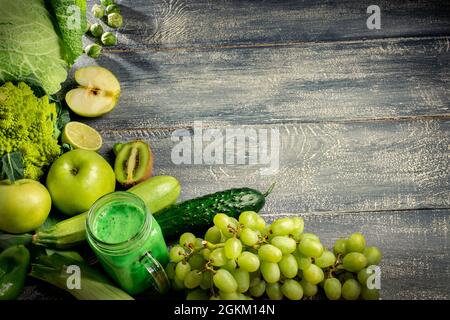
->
xmin=114 ymin=140 xmax=153 ymax=187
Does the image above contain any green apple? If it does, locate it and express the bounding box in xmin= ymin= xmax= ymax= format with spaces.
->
xmin=0 ymin=179 xmax=52 ymax=234
xmin=65 ymin=66 xmax=121 ymax=117
xmin=46 ymin=149 xmax=115 ymax=216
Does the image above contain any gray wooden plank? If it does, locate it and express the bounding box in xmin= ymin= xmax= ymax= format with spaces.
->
xmin=70 ymin=36 xmax=450 ymax=128
xmin=272 ymin=209 xmax=450 ymax=300
xmin=19 ymin=209 xmax=450 ymax=300
xmin=97 ymin=0 xmax=450 ymax=48
xmin=96 ymin=120 xmax=449 ymax=213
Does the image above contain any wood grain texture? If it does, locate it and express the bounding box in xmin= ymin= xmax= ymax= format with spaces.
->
xmin=102 ymin=0 xmax=450 ymax=48
xmin=19 ymin=209 xmax=450 ymax=300
xmin=95 ymin=120 xmax=449 ymax=213
xmin=72 ymin=36 xmax=450 ymax=129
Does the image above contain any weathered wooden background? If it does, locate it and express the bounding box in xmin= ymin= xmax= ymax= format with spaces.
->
xmin=23 ymin=0 xmax=450 ymax=299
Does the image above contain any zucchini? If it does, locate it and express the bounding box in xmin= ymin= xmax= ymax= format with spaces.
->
xmin=155 ymin=185 xmax=274 ymax=239
xmin=1 ymin=176 xmax=181 ymax=249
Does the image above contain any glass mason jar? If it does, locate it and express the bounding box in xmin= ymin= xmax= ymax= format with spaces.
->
xmin=86 ymin=191 xmax=170 ymax=295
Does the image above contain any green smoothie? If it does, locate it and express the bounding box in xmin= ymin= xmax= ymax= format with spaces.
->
xmin=87 ymin=192 xmax=169 ymax=295
xmin=93 ymin=202 xmax=144 ymax=244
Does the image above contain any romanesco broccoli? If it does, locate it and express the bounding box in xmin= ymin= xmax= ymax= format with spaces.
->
xmin=0 ymin=82 xmax=61 ymax=180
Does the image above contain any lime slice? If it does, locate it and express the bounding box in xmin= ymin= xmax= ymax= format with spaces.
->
xmin=62 ymin=122 xmax=103 ymax=151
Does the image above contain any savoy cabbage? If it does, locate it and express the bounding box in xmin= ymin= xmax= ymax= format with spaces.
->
xmin=0 ymin=0 xmax=86 ymax=95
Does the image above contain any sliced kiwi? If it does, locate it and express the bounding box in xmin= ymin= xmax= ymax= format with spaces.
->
xmin=114 ymin=140 xmax=153 ymax=187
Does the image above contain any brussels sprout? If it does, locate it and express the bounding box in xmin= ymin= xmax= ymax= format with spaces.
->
xmin=101 ymin=32 xmax=117 ymax=46
xmin=107 ymin=13 xmax=123 ymax=28
xmin=100 ymin=0 xmax=114 ymax=6
xmin=106 ymin=4 xmax=120 ymax=15
xmin=91 ymin=4 xmax=105 ymax=18
xmin=85 ymin=22 xmax=91 ymax=34
xmin=84 ymin=44 xmax=102 ymax=58
xmin=90 ymin=23 xmax=104 ymax=37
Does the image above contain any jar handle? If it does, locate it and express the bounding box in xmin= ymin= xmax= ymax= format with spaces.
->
xmin=140 ymin=251 xmax=170 ymax=294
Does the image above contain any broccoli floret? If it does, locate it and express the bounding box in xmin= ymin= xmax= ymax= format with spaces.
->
xmin=0 ymin=82 xmax=61 ymax=180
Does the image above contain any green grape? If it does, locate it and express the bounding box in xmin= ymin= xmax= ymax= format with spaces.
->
xmin=249 ymin=279 xmax=266 ymax=297
xmin=302 ymin=264 xmax=324 ymax=285
xmin=249 ymin=276 xmax=261 ymax=287
xmin=213 ymin=269 xmax=238 ymax=293
xmin=233 ymin=269 xmax=250 ymax=293
xmin=346 ymin=232 xmax=366 ymax=253
xmin=213 ymin=213 xmax=231 ymax=230
xmin=237 ymin=252 xmax=260 ymax=272
xmin=266 ymin=282 xmax=283 ymax=300
xmin=175 ymin=261 xmax=191 ymax=281
xmin=315 ymin=251 xmax=336 ymax=268
xmin=210 ymin=248 xmax=228 ymax=267
xmin=186 ymin=288 xmax=210 ymax=300
xmin=209 ymin=295 xmax=221 ymax=300
xmin=239 ymin=211 xmax=258 ymax=228
xmin=201 ymin=248 xmax=211 ymax=260
xmin=184 ymin=270 xmax=203 ymax=289
xmin=219 ymin=291 xmax=240 ymax=300
xmin=271 ymin=236 xmax=297 ymax=254
xmin=239 ymin=227 xmax=259 ymax=246
xmin=200 ymin=271 xmax=213 ymax=290
xmin=188 ymin=254 xmax=206 ymax=270
xmin=172 ymin=276 xmax=185 ymax=291
xmin=270 ymin=218 xmax=295 ymax=236
xmin=281 ymin=279 xmax=303 ymax=300
xmin=300 ymin=280 xmax=318 ymax=297
xmin=260 ymin=262 xmax=281 ymax=283
xmin=333 ymin=238 xmax=347 ymax=255
xmin=230 ymin=217 xmax=239 ymax=226
xmin=254 ymin=216 xmax=266 ymax=232
xmin=205 ymin=226 xmax=222 ymax=244
xmin=224 ymin=238 xmax=243 ymax=259
xmin=278 ymin=254 xmax=298 ymax=279
xmin=194 ymin=238 xmax=205 ymax=250
xmin=165 ymin=262 xmax=176 ymax=280
xmin=342 ymin=252 xmax=368 ymax=272
xmin=298 ymin=233 xmax=320 ymax=242
xmin=169 ymin=245 xmax=186 ymax=263
xmin=213 ymin=213 xmax=237 ymax=238
xmin=342 ymin=279 xmax=361 ymax=300
xmin=363 ymin=246 xmax=382 ymax=265
xmin=298 ymin=238 xmax=324 ymax=258
xmin=292 ymin=217 xmax=304 ymax=232
xmin=357 ymin=268 xmax=371 ymax=286
xmin=258 ymin=244 xmax=282 ymax=263
xmin=338 ymin=272 xmax=355 ymax=283
xmin=179 ymin=232 xmax=196 ymax=248
xmin=222 ymin=259 xmax=237 ymax=272
xmin=324 ymin=278 xmax=342 ymax=300
xmin=295 ymin=253 xmax=312 ymax=270
xmin=361 ymin=286 xmax=380 ymax=300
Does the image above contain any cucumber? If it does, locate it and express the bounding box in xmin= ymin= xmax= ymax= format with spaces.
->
xmin=154 ymin=185 xmax=274 ymax=239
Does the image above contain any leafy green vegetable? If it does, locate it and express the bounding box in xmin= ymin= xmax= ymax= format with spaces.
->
xmin=0 ymin=152 xmax=24 ymax=183
xmin=52 ymin=97 xmax=71 ymax=141
xmin=0 ymin=0 xmax=86 ymax=94
xmin=47 ymin=0 xmax=87 ymax=66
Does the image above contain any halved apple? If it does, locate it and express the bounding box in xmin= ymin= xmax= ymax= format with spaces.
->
xmin=65 ymin=66 xmax=121 ymax=117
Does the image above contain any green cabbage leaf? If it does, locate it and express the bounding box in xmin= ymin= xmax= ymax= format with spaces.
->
xmin=0 ymin=0 xmax=86 ymax=94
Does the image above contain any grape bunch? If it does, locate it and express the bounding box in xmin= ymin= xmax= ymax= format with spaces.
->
xmin=165 ymin=212 xmax=382 ymax=300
